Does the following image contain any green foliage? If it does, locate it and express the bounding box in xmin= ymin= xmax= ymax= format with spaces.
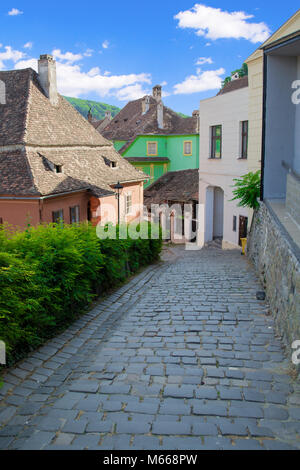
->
xmin=221 ymin=62 xmax=248 ymax=88
xmin=64 ymin=96 xmax=120 ymax=120
xmin=231 ymin=171 xmax=261 ymax=209
xmin=0 ymin=222 xmax=162 ymax=367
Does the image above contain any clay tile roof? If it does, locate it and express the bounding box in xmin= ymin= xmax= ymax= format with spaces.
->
xmin=101 ymin=96 xmax=198 ymax=145
xmin=0 ymin=67 xmax=146 ymax=197
xmin=217 ymin=76 xmax=248 ymax=96
xmin=144 ymin=169 xmax=199 ymax=207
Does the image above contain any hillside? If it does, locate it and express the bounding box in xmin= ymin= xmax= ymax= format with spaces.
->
xmin=64 ymin=96 xmax=190 ymax=121
xmin=63 ymin=96 xmax=121 ymax=120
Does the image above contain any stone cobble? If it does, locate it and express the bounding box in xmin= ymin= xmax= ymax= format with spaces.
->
xmin=0 ymin=246 xmax=299 ymax=450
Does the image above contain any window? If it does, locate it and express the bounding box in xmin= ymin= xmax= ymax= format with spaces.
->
xmin=240 ymin=121 xmax=248 ymax=159
xmin=183 ymin=141 xmax=192 ymax=156
xmin=125 ymin=192 xmax=132 ymax=215
xmin=0 ymin=217 xmax=3 ymax=225
xmin=55 ymin=165 xmax=63 ymax=173
xmin=233 ymin=215 xmax=237 ymax=232
xmin=210 ymin=125 xmax=222 ymax=158
xmin=70 ymin=205 xmax=80 ymax=224
xmin=147 ymin=141 xmax=158 ymax=156
xmin=52 ymin=209 xmax=64 ymax=223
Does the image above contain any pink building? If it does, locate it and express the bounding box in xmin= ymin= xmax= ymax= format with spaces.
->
xmin=0 ymin=55 xmax=146 ymax=229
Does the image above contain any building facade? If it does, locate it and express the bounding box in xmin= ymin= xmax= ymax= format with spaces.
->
xmin=245 ymin=10 xmax=300 ymax=357
xmin=99 ymin=86 xmax=199 ymax=188
xmin=0 ymin=55 xmax=145 ymax=229
xmin=197 ymin=76 xmax=250 ymax=249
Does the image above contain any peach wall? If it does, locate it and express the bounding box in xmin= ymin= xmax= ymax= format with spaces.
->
xmin=0 ymin=181 xmax=144 ymax=230
xmin=0 ymin=191 xmax=89 ymax=229
xmin=0 ymin=199 xmax=40 ymax=229
xmin=92 ymin=181 xmax=144 ymax=226
xmin=41 ymin=191 xmax=89 ymax=224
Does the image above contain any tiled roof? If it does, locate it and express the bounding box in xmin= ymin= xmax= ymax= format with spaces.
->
xmin=0 ymin=67 xmax=146 ymax=197
xmin=144 ymin=169 xmax=199 ymax=206
xmin=101 ymin=96 xmax=198 ymax=145
xmin=217 ymin=76 xmax=248 ymax=95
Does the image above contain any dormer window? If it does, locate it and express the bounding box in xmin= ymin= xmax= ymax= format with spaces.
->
xmin=103 ymin=156 xmax=118 ymax=168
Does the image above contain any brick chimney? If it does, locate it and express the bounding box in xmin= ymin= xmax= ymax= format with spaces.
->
xmin=153 ymin=85 xmax=162 ymax=102
xmin=38 ymin=54 xmax=58 ymax=106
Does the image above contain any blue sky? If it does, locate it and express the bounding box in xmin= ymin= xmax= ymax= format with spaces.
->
xmin=0 ymin=1 xmax=298 ymax=114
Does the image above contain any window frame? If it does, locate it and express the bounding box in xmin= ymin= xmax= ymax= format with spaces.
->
xmin=52 ymin=209 xmax=64 ymax=224
xmin=183 ymin=140 xmax=192 ymax=156
xmin=147 ymin=141 xmax=158 ymax=156
xmin=210 ymin=125 xmax=222 ymax=159
xmin=240 ymin=120 xmax=248 ymax=159
xmin=70 ymin=205 xmax=80 ymax=224
xmin=125 ymin=192 xmax=133 ymax=215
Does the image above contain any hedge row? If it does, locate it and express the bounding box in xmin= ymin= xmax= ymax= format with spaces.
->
xmin=0 ymin=222 xmax=162 ymax=367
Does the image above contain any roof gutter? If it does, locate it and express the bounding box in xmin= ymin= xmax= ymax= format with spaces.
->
xmin=0 ymin=188 xmax=90 ymax=201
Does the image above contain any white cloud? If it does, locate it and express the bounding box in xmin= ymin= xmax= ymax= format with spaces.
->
xmin=174 ymin=3 xmax=271 ymax=43
xmin=102 ymin=40 xmax=109 ymax=49
xmin=8 ymin=8 xmax=23 ymax=16
xmin=83 ymin=49 xmax=93 ymax=57
xmin=173 ymin=67 xmax=225 ymax=95
xmin=23 ymin=42 xmax=33 ymax=49
xmin=52 ymin=49 xmax=83 ymax=64
xmin=13 ymin=55 xmax=152 ymax=101
xmin=0 ymin=45 xmax=25 ymax=69
xmin=196 ymin=57 xmax=213 ymax=65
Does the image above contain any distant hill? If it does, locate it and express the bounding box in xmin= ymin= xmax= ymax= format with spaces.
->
xmin=64 ymin=95 xmax=190 ymax=122
xmin=63 ymin=96 xmax=121 ymax=120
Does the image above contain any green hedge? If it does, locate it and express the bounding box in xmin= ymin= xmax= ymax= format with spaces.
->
xmin=0 ymin=221 xmax=162 ymax=367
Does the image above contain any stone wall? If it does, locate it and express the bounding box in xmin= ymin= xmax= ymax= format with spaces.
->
xmin=247 ymin=202 xmax=300 ymax=358
xmin=286 ymin=173 xmax=300 ymax=226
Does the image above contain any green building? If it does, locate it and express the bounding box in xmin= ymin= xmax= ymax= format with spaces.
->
xmin=101 ymin=86 xmax=199 ymax=187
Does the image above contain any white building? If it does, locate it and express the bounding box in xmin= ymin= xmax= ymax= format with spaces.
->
xmin=198 ymin=76 xmax=250 ymax=249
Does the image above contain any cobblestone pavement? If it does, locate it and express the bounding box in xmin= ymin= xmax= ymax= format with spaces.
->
xmin=0 ymin=246 xmax=300 ymax=450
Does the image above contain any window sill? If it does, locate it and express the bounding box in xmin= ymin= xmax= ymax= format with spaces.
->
xmin=236 ymin=157 xmax=247 ymax=160
xmin=208 ymin=157 xmax=221 ymax=160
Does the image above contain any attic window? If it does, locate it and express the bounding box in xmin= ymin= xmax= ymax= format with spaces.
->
xmin=55 ymin=165 xmax=63 ymax=173
xmin=103 ymin=156 xmax=118 ymax=168
xmin=114 ymin=120 xmax=119 ymax=123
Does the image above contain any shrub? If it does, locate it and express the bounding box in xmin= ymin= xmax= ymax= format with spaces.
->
xmin=0 ymin=221 xmax=162 ymax=366
xmin=231 ymin=171 xmax=261 ymax=209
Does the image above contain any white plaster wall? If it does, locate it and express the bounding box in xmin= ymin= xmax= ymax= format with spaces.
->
xmin=199 ymin=86 xmax=249 ymax=247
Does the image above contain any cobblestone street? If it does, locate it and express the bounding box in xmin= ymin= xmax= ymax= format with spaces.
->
xmin=0 ymin=246 xmax=299 ymax=450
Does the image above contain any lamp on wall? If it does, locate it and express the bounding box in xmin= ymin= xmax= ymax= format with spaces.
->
xmin=114 ymin=181 xmax=123 ymax=225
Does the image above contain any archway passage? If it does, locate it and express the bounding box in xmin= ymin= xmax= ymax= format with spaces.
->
xmin=213 ymin=187 xmax=224 ymax=240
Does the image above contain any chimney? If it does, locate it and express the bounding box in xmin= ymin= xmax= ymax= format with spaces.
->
xmin=142 ymin=95 xmax=150 ymax=114
xmin=87 ymin=108 xmax=93 ymax=123
xmin=192 ymin=110 xmax=200 ymax=133
xmin=157 ymin=101 xmax=164 ymax=129
xmin=105 ymin=110 xmax=112 ymax=120
xmin=152 ymin=85 xmax=162 ymax=102
xmin=38 ymin=54 xmax=58 ymax=106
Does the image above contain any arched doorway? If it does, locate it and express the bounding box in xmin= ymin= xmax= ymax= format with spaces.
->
xmin=204 ymin=186 xmax=224 ymax=243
